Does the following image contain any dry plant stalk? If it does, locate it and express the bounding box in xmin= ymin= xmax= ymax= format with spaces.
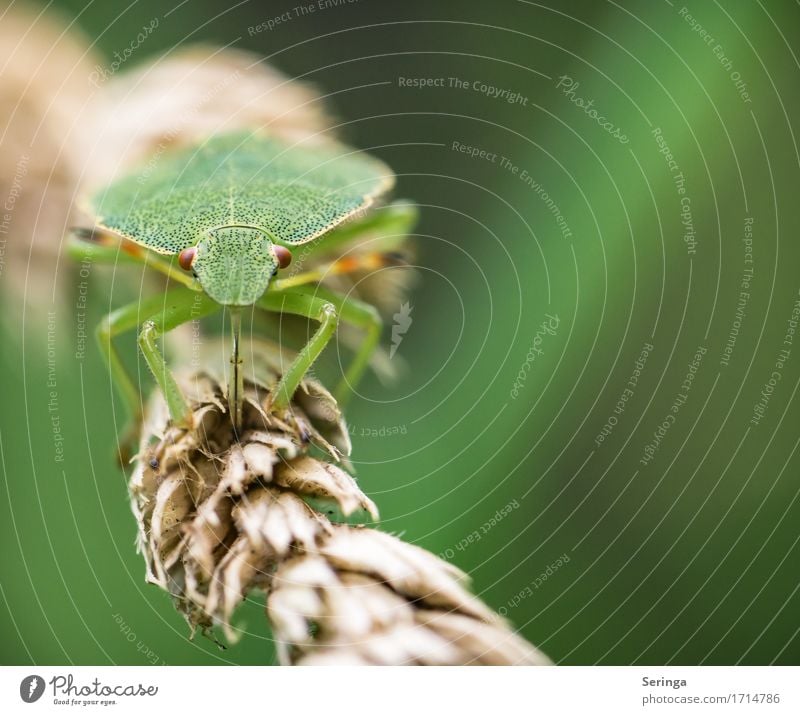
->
xmin=0 ymin=4 xmax=100 ymax=314
xmin=130 ymin=347 xmax=550 ymax=665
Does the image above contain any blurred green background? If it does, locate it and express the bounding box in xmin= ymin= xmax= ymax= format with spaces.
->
xmin=2 ymin=0 xmax=799 ymax=665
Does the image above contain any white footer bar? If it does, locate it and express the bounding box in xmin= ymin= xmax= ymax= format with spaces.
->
xmin=0 ymin=666 xmax=797 ymax=714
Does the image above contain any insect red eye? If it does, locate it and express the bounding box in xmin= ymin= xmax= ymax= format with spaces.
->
xmin=178 ymin=247 xmax=197 ymax=271
xmin=274 ymin=245 xmax=292 ymax=269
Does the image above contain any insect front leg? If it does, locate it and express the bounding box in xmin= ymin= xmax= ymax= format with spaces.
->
xmin=97 ymin=288 xmax=218 ymax=454
xmin=256 ymin=290 xmax=339 ymax=411
xmin=135 ymin=288 xmax=220 ymax=426
xmin=284 ymin=285 xmax=382 ymax=407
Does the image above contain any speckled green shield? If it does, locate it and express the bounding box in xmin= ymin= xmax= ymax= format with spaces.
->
xmin=90 ymin=131 xmax=394 ymax=252
xmin=87 ymin=131 xmax=394 ymax=305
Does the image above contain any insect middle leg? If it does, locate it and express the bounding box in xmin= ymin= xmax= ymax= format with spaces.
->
xmin=67 ymin=228 xmax=196 ymax=289
xmin=271 ymin=199 xmax=418 ymax=292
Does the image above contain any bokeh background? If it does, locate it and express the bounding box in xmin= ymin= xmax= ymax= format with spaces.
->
xmin=2 ymin=0 xmax=799 ymax=665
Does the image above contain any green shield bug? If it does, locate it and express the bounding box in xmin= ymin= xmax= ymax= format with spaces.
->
xmin=69 ymin=130 xmax=417 ymax=447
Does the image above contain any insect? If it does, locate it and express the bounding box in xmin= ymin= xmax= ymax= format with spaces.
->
xmin=68 ymin=130 xmax=416 ymax=446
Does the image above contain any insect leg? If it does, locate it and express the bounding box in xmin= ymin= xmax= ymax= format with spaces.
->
xmin=272 ymin=251 xmax=406 ymax=291
xmin=288 ymin=199 xmax=418 ymax=265
xmin=67 ymin=228 xmax=144 ymax=266
xmin=67 ymin=228 xmax=196 ymax=289
xmin=95 ymin=288 xmax=215 ymax=460
xmin=256 ymin=290 xmax=339 ymax=411
xmin=284 ymin=285 xmax=382 ymax=407
xmin=271 ymin=200 xmax=418 ymax=292
xmin=97 ymin=302 xmax=151 ymax=429
xmin=136 ymin=288 xmax=220 ymax=426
